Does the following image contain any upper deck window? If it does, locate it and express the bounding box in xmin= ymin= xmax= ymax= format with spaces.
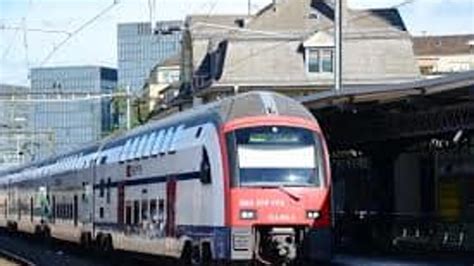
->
xmin=160 ymin=127 xmax=175 ymax=155
xmin=169 ymin=125 xmax=184 ymax=153
xmin=128 ymin=137 xmax=140 ymax=160
xmin=151 ymin=130 xmax=166 ymax=156
xmin=119 ymin=139 xmax=132 ymax=162
xmin=137 ymin=134 xmax=150 ymax=158
xmin=143 ymin=131 xmax=156 ymax=157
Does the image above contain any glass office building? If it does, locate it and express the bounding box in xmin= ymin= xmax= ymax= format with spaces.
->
xmin=29 ymin=66 xmax=118 ymax=160
xmin=118 ymin=21 xmax=182 ymax=93
xmin=0 ymin=84 xmax=32 ymax=169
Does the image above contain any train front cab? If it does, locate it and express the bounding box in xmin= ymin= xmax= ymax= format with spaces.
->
xmin=222 ymin=116 xmax=332 ymax=264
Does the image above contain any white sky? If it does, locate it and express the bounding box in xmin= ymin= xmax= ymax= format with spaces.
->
xmin=0 ymin=0 xmax=473 ymax=85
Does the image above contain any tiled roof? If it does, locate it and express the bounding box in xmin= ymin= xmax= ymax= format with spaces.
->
xmin=185 ymin=0 xmax=420 ymax=91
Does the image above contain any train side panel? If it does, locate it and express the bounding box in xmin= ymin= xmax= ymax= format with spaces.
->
xmin=92 ymin=121 xmax=227 ymax=259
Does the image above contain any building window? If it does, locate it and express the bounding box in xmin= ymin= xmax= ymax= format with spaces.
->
xmin=308 ymin=49 xmax=320 ymax=73
xmin=321 ymin=50 xmax=334 ymax=72
xmin=307 ymin=48 xmax=334 ymax=74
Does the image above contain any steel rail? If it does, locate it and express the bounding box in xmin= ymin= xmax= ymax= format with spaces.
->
xmin=0 ymin=248 xmax=36 ymax=266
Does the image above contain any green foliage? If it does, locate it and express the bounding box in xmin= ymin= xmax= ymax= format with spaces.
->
xmin=107 ymin=87 xmax=151 ymax=136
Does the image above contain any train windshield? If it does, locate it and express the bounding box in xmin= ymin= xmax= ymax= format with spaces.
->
xmin=227 ymin=126 xmax=324 ymax=187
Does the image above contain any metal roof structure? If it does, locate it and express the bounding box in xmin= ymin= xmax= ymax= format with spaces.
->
xmin=299 ymin=70 xmax=474 ymax=110
xmin=300 ymin=71 xmax=474 ymax=149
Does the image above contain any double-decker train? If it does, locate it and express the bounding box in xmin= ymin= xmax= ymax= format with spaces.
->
xmin=0 ymin=92 xmax=332 ymax=264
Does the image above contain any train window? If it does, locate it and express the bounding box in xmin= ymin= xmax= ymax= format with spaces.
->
xmin=134 ymin=135 xmax=144 ymax=158
xmin=150 ymin=199 xmax=157 ymax=223
xmin=106 ymin=178 xmax=111 ymax=204
xmin=17 ymin=198 xmax=21 ymax=218
xmin=160 ymin=127 xmax=175 ymax=155
xmin=52 ymin=196 xmax=56 ymax=221
xmin=137 ymin=134 xmax=150 ymax=158
xmin=105 ymin=148 xmax=114 ymax=164
xmin=125 ymin=202 xmax=132 ymax=225
xmin=64 ymin=158 xmax=70 ymax=171
xmin=83 ymin=156 xmax=91 ymax=168
xmin=131 ymin=136 xmax=142 ymax=159
xmin=128 ymin=137 xmax=140 ymax=161
xmin=151 ymin=130 xmax=166 ymax=156
xmin=158 ymin=199 xmax=165 ymax=223
xmin=195 ymin=127 xmax=203 ymax=138
xmin=133 ymin=200 xmax=140 ymax=225
xmin=200 ymin=148 xmax=212 ymax=184
xmin=82 ymin=182 xmax=87 ymax=201
xmin=75 ymin=157 xmax=82 ymax=169
xmin=229 ymin=126 xmax=324 ymax=187
xmin=69 ymin=157 xmax=75 ymax=170
xmin=143 ymin=131 xmax=156 ymax=157
xmin=72 ymin=155 xmax=80 ymax=170
xmin=112 ymin=145 xmax=123 ymax=163
xmin=141 ymin=199 xmax=148 ymax=221
xmin=169 ymin=125 xmax=185 ymax=154
xmin=81 ymin=155 xmax=88 ymax=168
xmin=119 ymin=139 xmax=132 ymax=162
xmin=70 ymin=156 xmax=76 ymax=170
xmin=30 ymin=197 xmax=33 ymax=222
xmin=99 ymin=179 xmax=105 ymax=198
xmin=79 ymin=155 xmax=86 ymax=168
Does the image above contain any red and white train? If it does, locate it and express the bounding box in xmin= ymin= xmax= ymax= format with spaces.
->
xmin=0 ymin=92 xmax=332 ymax=264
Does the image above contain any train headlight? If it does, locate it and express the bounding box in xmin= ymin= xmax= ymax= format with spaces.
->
xmin=240 ymin=210 xmax=257 ymax=220
xmin=306 ymin=210 xmax=321 ymax=220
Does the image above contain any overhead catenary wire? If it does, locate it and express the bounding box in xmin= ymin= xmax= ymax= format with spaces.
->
xmin=22 ymin=18 xmax=30 ymax=71
xmin=1 ymin=27 xmax=21 ymax=60
xmin=39 ymin=0 xmax=119 ymax=66
xmin=0 ymin=25 xmax=72 ymax=35
xmin=206 ymin=0 xmax=221 ymax=17
xmin=0 ymin=92 xmax=129 ymax=103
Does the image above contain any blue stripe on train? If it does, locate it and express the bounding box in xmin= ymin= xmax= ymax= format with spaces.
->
xmin=94 ymin=222 xmax=231 ymax=260
xmin=176 ymin=225 xmax=231 ymax=260
xmin=93 ymin=171 xmax=200 ymax=189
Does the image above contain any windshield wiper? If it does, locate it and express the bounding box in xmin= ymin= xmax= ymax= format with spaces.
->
xmin=277 ymin=186 xmax=300 ymax=202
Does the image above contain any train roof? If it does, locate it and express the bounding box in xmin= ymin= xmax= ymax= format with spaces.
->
xmin=0 ymin=91 xmax=314 ymax=178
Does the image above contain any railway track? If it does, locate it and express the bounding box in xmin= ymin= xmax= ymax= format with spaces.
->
xmin=0 ymin=248 xmax=35 ymax=266
xmin=0 ymin=229 xmax=171 ymax=266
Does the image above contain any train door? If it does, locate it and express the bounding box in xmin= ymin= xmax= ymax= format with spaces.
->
xmin=17 ymin=198 xmax=21 ymax=221
xmin=30 ymin=197 xmax=34 ymax=222
xmin=73 ymin=195 xmax=78 ymax=227
xmin=52 ymin=195 xmax=56 ymax=223
xmin=166 ymin=177 xmax=176 ymax=237
xmin=4 ymin=199 xmax=7 ymax=219
xmin=117 ymin=183 xmax=125 ymax=224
